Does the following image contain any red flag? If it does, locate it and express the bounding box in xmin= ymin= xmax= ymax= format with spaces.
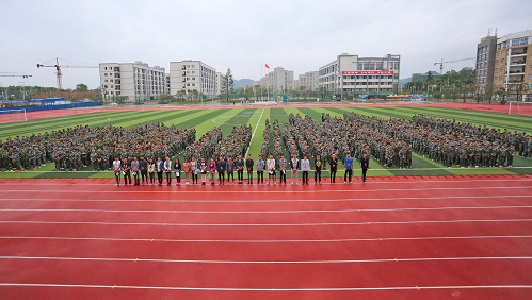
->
xmin=265 ymin=63 xmax=270 ymax=69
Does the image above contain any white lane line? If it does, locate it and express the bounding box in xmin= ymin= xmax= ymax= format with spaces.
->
xmin=0 ymin=178 xmax=529 ymax=186
xmin=0 ymin=195 xmax=529 ymax=203
xmin=1 ymin=205 xmax=531 ymax=214
xmin=1 ymin=235 xmax=531 ymax=243
xmin=0 ymin=283 xmax=530 ymax=291
xmin=1 ymin=185 xmax=529 ymax=193
xmin=0 ymin=255 xmax=530 ymax=264
xmin=0 ymin=219 xmax=530 ymax=227
xmin=245 ymin=107 xmax=264 ymax=158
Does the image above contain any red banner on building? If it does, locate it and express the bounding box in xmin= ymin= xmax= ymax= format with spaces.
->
xmin=341 ymin=70 xmax=394 ymax=75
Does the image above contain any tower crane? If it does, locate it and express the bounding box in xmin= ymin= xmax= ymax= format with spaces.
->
xmin=36 ymin=57 xmax=97 ymax=93
xmin=434 ymin=57 xmax=475 ymax=74
xmin=0 ymin=72 xmax=32 ymax=78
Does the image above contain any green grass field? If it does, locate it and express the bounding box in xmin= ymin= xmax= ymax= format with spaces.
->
xmin=1 ymin=105 xmax=531 ymax=178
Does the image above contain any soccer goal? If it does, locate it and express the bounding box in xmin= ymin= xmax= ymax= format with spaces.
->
xmin=0 ymin=108 xmax=28 ymax=123
xmin=508 ymin=101 xmax=532 ymax=116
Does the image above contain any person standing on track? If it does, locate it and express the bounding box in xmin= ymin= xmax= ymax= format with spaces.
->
xmin=315 ymin=154 xmax=322 ymax=184
xmin=226 ymin=156 xmax=234 ymax=184
xmin=290 ymin=153 xmax=299 ymax=185
xmin=236 ymin=154 xmax=244 ymax=184
xmin=256 ymin=155 xmax=264 ymax=184
xmin=164 ymin=156 xmax=172 ymax=186
xmin=267 ymin=154 xmax=276 ymax=185
xmin=330 ymin=153 xmax=338 ymax=183
xmin=183 ymin=158 xmax=191 ymax=185
xmin=360 ymin=151 xmax=370 ymax=183
xmin=301 ymin=154 xmax=310 ymax=185
xmin=156 ymin=157 xmax=164 ymax=186
xmin=343 ymin=152 xmax=353 ymax=184
xmin=139 ymin=156 xmax=148 ymax=185
xmin=148 ymin=158 xmax=156 ymax=186
xmin=217 ymin=156 xmax=226 ymax=185
xmin=245 ymin=154 xmax=254 ymax=184
xmin=208 ymin=157 xmax=216 ymax=185
xmin=174 ymin=157 xmax=181 ymax=185
xmin=278 ymin=153 xmax=287 ymax=184
xmin=199 ymin=157 xmax=207 ymax=185
xmin=122 ymin=157 xmax=131 ymax=186
xmin=113 ymin=156 xmax=121 ymax=186
xmin=190 ymin=157 xmax=198 ymax=184
xmin=131 ymin=156 xmax=140 ymax=186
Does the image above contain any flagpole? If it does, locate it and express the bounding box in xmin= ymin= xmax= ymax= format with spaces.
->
xmin=260 ymin=62 xmax=263 ymax=102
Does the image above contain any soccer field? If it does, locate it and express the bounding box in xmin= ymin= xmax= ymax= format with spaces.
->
xmin=1 ymin=104 xmax=531 ymax=178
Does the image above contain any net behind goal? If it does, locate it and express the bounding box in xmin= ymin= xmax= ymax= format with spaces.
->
xmin=0 ymin=108 xmax=28 ymax=123
xmin=508 ymin=101 xmax=532 ymax=116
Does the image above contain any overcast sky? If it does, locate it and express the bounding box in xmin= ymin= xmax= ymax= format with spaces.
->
xmin=1 ymin=0 xmax=530 ymax=89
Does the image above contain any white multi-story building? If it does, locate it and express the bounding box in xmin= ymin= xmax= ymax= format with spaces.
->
xmin=99 ymin=61 xmax=165 ymax=102
xmin=298 ymin=71 xmax=319 ymax=90
xmin=319 ymin=53 xmax=400 ymax=98
xmin=215 ymin=72 xmax=228 ymax=97
xmin=259 ymin=67 xmax=294 ymax=94
xmin=169 ymin=60 xmax=217 ymax=99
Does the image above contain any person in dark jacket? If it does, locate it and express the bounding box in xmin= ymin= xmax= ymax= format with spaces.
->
xmin=236 ymin=154 xmax=244 ymax=184
xmin=245 ymin=154 xmax=254 ymax=184
xmin=226 ymin=156 xmax=234 ymax=184
xmin=360 ymin=152 xmax=370 ymax=183
xmin=330 ymin=153 xmax=338 ymax=183
xmin=217 ymin=156 xmax=226 ymax=185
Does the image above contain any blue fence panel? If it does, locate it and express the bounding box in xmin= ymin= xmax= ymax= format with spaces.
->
xmin=0 ymin=102 xmax=102 ymax=113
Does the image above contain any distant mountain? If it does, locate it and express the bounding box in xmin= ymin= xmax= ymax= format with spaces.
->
xmin=399 ymin=78 xmax=412 ymax=86
xmin=233 ymin=79 xmax=256 ymax=89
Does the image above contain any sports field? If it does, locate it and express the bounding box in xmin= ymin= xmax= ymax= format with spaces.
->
xmin=1 ymin=103 xmax=531 ymax=299
xmin=0 ymin=103 xmax=531 ymax=178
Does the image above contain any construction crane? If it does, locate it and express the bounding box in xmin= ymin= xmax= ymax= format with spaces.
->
xmin=434 ymin=57 xmax=475 ymax=74
xmin=36 ymin=57 xmax=97 ymax=93
xmin=0 ymin=72 xmax=32 ymax=78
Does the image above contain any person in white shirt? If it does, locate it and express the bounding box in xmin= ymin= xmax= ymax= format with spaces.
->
xmin=112 ymin=157 xmax=121 ymax=186
xmin=301 ymin=155 xmax=310 ymax=185
xmin=267 ymin=154 xmax=276 ymax=185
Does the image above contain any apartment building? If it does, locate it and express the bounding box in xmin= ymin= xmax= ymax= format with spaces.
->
xmin=493 ymin=30 xmax=532 ymax=101
xmin=475 ymin=33 xmax=498 ymax=96
xmin=319 ymin=53 xmax=400 ymax=98
xmin=169 ymin=60 xmax=217 ymax=99
xmin=215 ymin=72 xmax=228 ymax=97
xmin=298 ymin=71 xmax=319 ymax=90
xmin=99 ymin=61 xmax=165 ymax=102
xmin=259 ymin=67 xmax=294 ymax=93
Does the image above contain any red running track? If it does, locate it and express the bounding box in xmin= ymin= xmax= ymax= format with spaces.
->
xmin=0 ymin=175 xmax=531 ymax=299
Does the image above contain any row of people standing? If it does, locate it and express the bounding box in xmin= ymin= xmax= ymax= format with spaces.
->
xmin=112 ymin=152 xmax=370 ymax=186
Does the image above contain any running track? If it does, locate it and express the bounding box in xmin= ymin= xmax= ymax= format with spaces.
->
xmin=0 ymin=175 xmax=531 ymax=299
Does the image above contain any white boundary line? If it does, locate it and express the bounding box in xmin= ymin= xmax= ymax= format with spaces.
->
xmin=0 ymin=255 xmax=530 ymax=264
xmin=0 ymin=195 xmax=529 ymax=203
xmin=245 ymin=107 xmax=265 ymax=158
xmin=0 ymin=178 xmax=530 ymax=186
xmin=0 ymin=283 xmax=530 ymax=291
xmin=1 ymin=205 xmax=531 ymax=214
xmin=1 ymin=235 xmax=530 ymax=243
xmin=1 ymin=185 xmax=530 ymax=193
xmin=0 ymin=219 xmax=530 ymax=227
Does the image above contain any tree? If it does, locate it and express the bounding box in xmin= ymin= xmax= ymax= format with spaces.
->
xmin=225 ymin=68 xmax=234 ymax=101
xmin=76 ymin=83 xmax=88 ymax=91
xmin=495 ymin=86 xmax=507 ymax=104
